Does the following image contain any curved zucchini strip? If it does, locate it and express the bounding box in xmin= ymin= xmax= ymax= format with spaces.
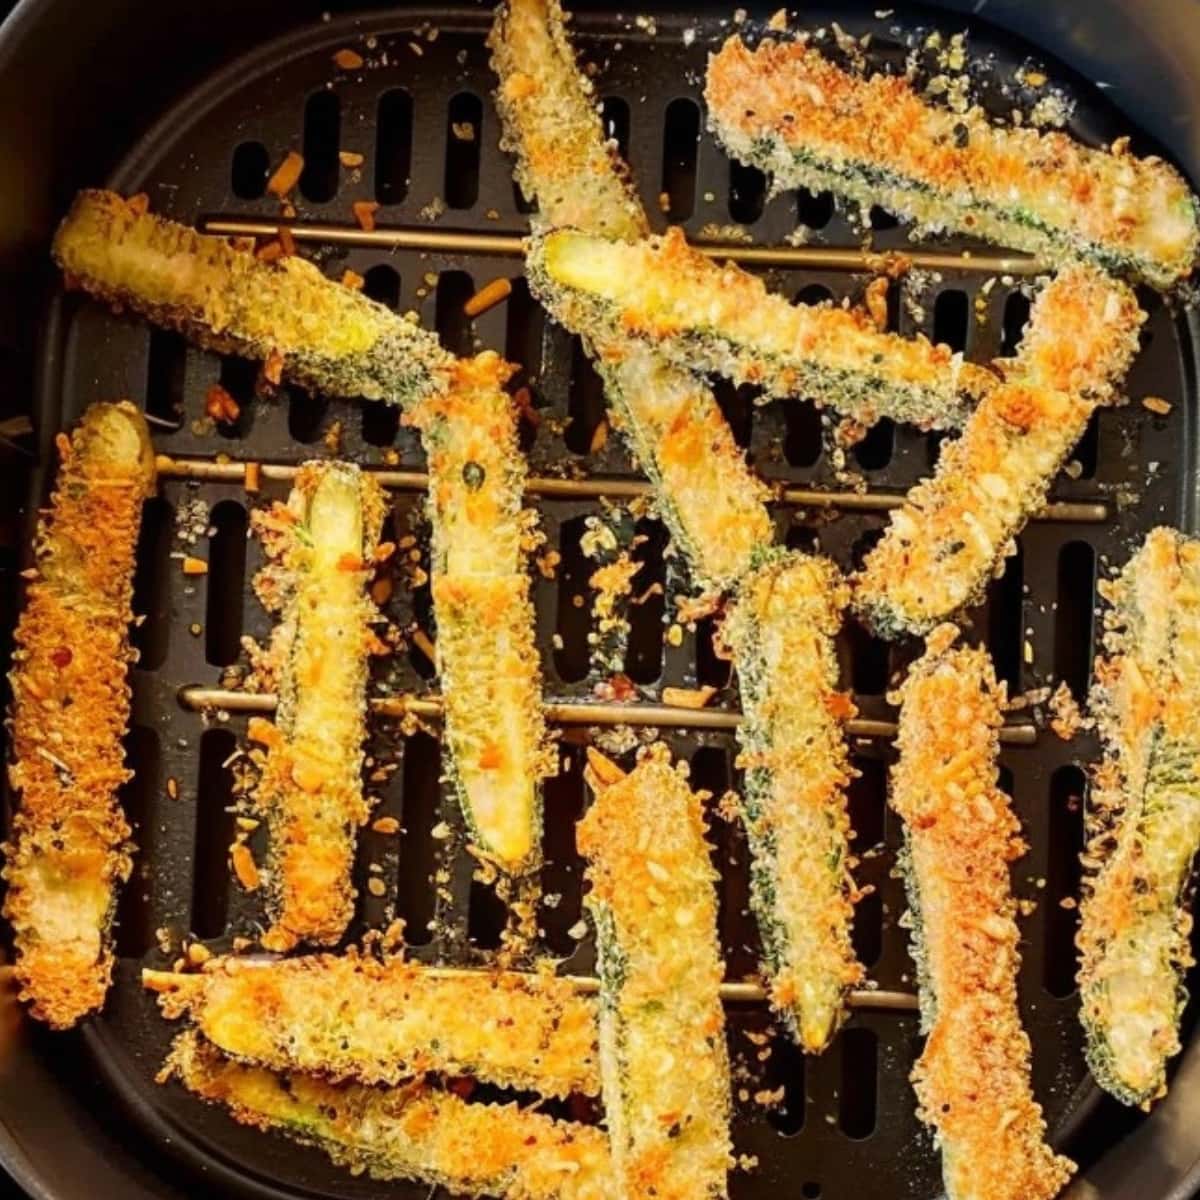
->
xmin=1077 ymin=528 xmax=1200 ymax=1107
xmin=144 ymin=952 xmax=598 ymax=1098
xmin=251 ymin=463 xmax=385 ymax=950
xmin=706 ymin=36 xmax=1200 ymax=290
xmin=167 ymin=1031 xmax=611 ymax=1198
xmin=1 ymin=402 xmax=155 ymax=1028
xmin=892 ymin=629 xmax=1075 ymax=1200
xmin=528 ymin=227 xmax=996 ymax=431
xmin=722 ymin=551 xmax=862 ymax=1052
xmin=53 ymin=190 xmax=453 ymax=406
xmin=854 ymin=266 xmax=1143 ymax=638
xmin=405 ymin=354 xmax=551 ymax=872
xmin=579 ymin=746 xmax=732 ymax=1199
xmin=490 ymin=0 xmax=773 ymax=594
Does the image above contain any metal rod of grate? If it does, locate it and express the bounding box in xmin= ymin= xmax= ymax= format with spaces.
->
xmin=177 ymin=685 xmax=1042 ymax=743
xmin=155 ymin=455 xmax=1109 ymax=523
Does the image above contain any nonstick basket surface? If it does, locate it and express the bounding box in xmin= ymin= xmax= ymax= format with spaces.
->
xmin=7 ymin=2 xmax=1200 ymax=1198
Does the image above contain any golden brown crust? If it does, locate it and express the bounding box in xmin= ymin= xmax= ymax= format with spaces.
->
xmin=2 ymin=401 xmax=155 ymax=1027
xmin=892 ymin=630 xmax=1074 ymax=1200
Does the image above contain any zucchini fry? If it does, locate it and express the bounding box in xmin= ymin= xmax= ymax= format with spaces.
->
xmin=579 ymin=745 xmax=731 ymax=1199
xmin=854 ymin=265 xmax=1143 ymax=638
xmin=167 ymin=1031 xmax=611 ymax=1198
xmin=1077 ymin=528 xmax=1200 ymax=1107
xmin=706 ymin=36 xmax=1200 ymax=290
xmin=528 ymin=227 xmax=996 ymax=431
xmin=404 ymin=353 xmax=552 ymax=872
xmin=53 ymin=190 xmax=453 ymax=406
xmin=2 ymin=401 xmax=155 ymax=1028
xmin=721 ymin=551 xmax=862 ymax=1052
xmin=250 ymin=462 xmax=386 ymax=950
xmin=892 ymin=629 xmax=1075 ymax=1200
xmin=144 ymin=952 xmax=598 ymax=1098
xmin=490 ymin=0 xmax=774 ymax=594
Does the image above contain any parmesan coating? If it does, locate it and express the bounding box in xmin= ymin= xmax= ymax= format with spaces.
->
xmin=404 ymin=353 xmax=553 ymax=872
xmin=892 ymin=629 xmax=1075 ymax=1200
xmin=1077 ymin=528 xmax=1200 ymax=1107
xmin=854 ymin=266 xmax=1143 ymax=637
xmin=2 ymin=401 xmax=155 ymax=1028
xmin=144 ymin=951 xmax=599 ymax=1098
xmin=579 ymin=746 xmax=732 ymax=1199
xmin=250 ymin=462 xmax=386 ymax=950
xmin=706 ymin=36 xmax=1200 ymax=290
xmin=53 ymin=190 xmax=453 ymax=407
xmin=167 ymin=1031 xmax=611 ymax=1199
xmin=721 ymin=551 xmax=862 ymax=1052
xmin=528 ymin=227 xmax=997 ymax=431
xmin=490 ymin=0 xmax=773 ymax=594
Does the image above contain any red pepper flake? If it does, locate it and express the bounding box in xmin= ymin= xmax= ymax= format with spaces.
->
xmin=205 ymin=384 xmax=241 ymax=424
xmin=50 ymin=647 xmax=72 ymax=669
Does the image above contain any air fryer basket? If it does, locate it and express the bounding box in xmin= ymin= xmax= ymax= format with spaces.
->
xmin=1 ymin=2 xmax=1200 ymax=1198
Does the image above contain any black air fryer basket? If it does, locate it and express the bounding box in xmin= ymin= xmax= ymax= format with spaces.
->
xmin=1 ymin=1 xmax=1199 ymax=1198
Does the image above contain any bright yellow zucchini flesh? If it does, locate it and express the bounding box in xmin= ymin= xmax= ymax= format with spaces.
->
xmin=529 ymin=227 xmax=998 ymax=431
xmin=53 ymin=189 xmax=453 ymax=406
xmin=143 ymin=951 xmax=599 ymax=1098
xmin=404 ymin=353 xmax=551 ymax=873
xmin=722 ymin=551 xmax=862 ymax=1052
xmin=167 ymin=1031 xmax=612 ymax=1199
xmin=706 ymin=36 xmax=1200 ymax=290
xmin=1078 ymin=528 xmax=1200 ymax=1108
xmin=579 ymin=745 xmax=732 ymax=1199
xmin=892 ymin=629 xmax=1075 ymax=1200
xmin=854 ymin=265 xmax=1143 ymax=637
xmin=2 ymin=401 xmax=155 ymax=1028
xmin=249 ymin=462 xmax=385 ymax=950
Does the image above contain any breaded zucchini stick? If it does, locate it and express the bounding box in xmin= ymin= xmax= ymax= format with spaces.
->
xmin=854 ymin=266 xmax=1143 ymax=638
xmin=167 ymin=1031 xmax=611 ymax=1198
xmin=490 ymin=0 xmax=773 ymax=594
xmin=2 ymin=401 xmax=155 ymax=1028
xmin=528 ymin=227 xmax=996 ymax=431
xmin=249 ymin=463 xmax=385 ymax=950
xmin=721 ymin=551 xmax=862 ymax=1052
xmin=706 ymin=36 xmax=1200 ymax=290
xmin=1077 ymin=528 xmax=1200 ymax=1107
xmin=404 ymin=353 xmax=552 ymax=872
xmin=144 ymin=952 xmax=598 ymax=1098
xmin=53 ymin=190 xmax=453 ymax=406
xmin=892 ymin=628 xmax=1075 ymax=1200
xmin=579 ymin=746 xmax=731 ymax=1199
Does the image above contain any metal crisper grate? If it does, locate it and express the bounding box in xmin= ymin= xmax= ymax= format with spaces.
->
xmin=29 ymin=4 xmax=1200 ymax=1198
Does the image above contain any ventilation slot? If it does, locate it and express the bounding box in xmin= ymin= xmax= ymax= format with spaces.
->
xmin=408 ymin=543 xmax=436 ymax=681
xmin=300 ymin=91 xmax=341 ymax=203
xmin=435 ymin=270 xmax=476 ymax=357
xmin=696 ymin=615 xmax=731 ymax=689
xmin=843 ymin=617 xmax=889 ymax=696
xmin=729 ymin=160 xmax=766 ymax=224
xmin=839 ymin=1028 xmax=878 ymax=1138
xmin=1001 ymin=290 xmax=1031 ymax=356
xmin=445 ymin=93 xmax=483 ymax=209
xmin=869 ymin=205 xmax=898 ymax=230
xmin=114 ymin=725 xmax=160 ymax=958
xmin=397 ymin=732 xmax=441 ymax=946
xmin=1072 ymin=409 xmax=1100 ymax=480
xmin=1053 ymin=541 xmax=1096 ymax=700
xmin=566 ymin=339 xmax=606 ymax=455
xmin=505 ymin=276 xmax=545 ymax=382
xmin=787 ymin=525 xmax=819 ymax=554
xmin=853 ymin=418 xmax=894 ymax=471
xmin=541 ymin=744 xmax=586 ymax=956
xmin=848 ymin=756 xmax=886 ymax=852
xmin=986 ymin=544 xmax=1024 ymax=693
xmin=803 ymin=1186 xmax=822 ymax=1200
xmin=191 ymin=728 xmax=238 ymax=939
xmin=926 ymin=430 xmax=946 ymax=470
xmin=783 ymin=400 xmax=823 ymax=467
xmin=287 ymin=387 xmax=327 ymax=444
xmin=131 ymin=497 xmax=173 ymax=672
xmin=933 ymin=289 xmax=969 ymax=352
xmin=1044 ymin=766 xmax=1086 ymax=997
xmin=145 ymin=329 xmax=186 ymax=429
xmin=797 ymin=187 xmax=833 ymax=229
xmin=205 ymin=500 xmax=248 ymax=667
xmin=765 ymin=1031 xmax=807 ymax=1136
xmin=853 ymin=889 xmax=884 ymax=968
xmin=713 ymin=378 xmax=755 ymax=449
xmin=361 ymin=266 xmax=403 ymax=445
xmin=468 ymin=879 xmax=507 ymax=950
xmin=217 ymin=355 xmax=256 ymax=439
xmin=601 ymin=96 xmax=631 ymax=159
xmin=375 ymin=89 xmax=414 ymax=204
xmin=230 ymin=141 xmax=270 ymax=200
xmin=660 ymin=98 xmax=700 ymax=220
xmin=554 ymin=516 xmax=595 ymax=682
xmin=624 ymin=519 xmax=667 ymax=684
